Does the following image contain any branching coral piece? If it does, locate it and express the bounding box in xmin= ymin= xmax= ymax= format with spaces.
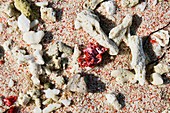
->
xmin=109 ymin=14 xmax=132 ymax=46
xmin=75 ymin=10 xmax=118 ymax=55
xmin=127 ymin=35 xmax=146 ymax=85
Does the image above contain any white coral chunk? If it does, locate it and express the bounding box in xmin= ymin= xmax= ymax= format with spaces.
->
xmin=43 ymin=88 xmax=60 ymax=99
xmin=42 ymin=103 xmax=61 ymax=113
xmin=127 ymin=36 xmax=146 ymax=85
xmin=46 ymin=43 xmax=59 ymax=56
xmin=40 ymin=7 xmax=56 ymax=22
xmin=101 ymin=0 xmax=116 ymax=16
xmin=105 ymin=93 xmax=121 ymax=110
xmin=152 ymin=43 xmax=162 ymax=57
xmin=70 ymin=44 xmax=81 ymax=73
xmin=109 ymin=14 xmax=132 ymax=46
xmin=35 ymin=1 xmax=48 ymax=7
xmin=154 ymin=63 xmax=169 ymax=75
xmin=83 ymin=0 xmax=104 ymax=10
xmin=8 ymin=78 xmax=14 ymax=87
xmin=151 ymin=73 xmax=163 ymax=85
xmin=52 ymin=76 xmax=65 ymax=87
xmin=23 ymin=31 xmax=44 ymax=44
xmin=3 ymin=38 xmax=12 ymax=51
xmin=28 ymin=61 xmax=39 ymax=75
xmin=0 ymin=23 xmax=4 ymax=33
xmin=33 ymin=107 xmax=42 ymax=113
xmin=31 ymin=75 xmax=40 ymax=85
xmin=30 ymin=44 xmax=42 ymax=50
xmin=75 ymin=10 xmax=118 ymax=55
xmin=33 ymin=50 xmax=44 ymax=65
xmin=111 ymin=69 xmax=136 ymax=84
xmin=18 ymin=14 xmax=30 ymax=32
xmin=121 ymin=0 xmax=139 ymax=7
xmin=151 ymin=30 xmax=169 ymax=47
xmin=59 ymin=99 xmax=71 ymax=107
xmin=18 ymin=93 xmax=31 ymax=106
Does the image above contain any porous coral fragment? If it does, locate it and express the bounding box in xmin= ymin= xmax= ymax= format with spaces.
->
xmin=75 ymin=10 xmax=119 ymax=55
xmin=127 ymin=36 xmax=146 ymax=85
xmin=109 ymin=14 xmax=133 ymax=46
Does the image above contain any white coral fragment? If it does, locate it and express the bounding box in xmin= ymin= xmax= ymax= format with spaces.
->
xmin=35 ymin=1 xmax=48 ymax=7
xmin=40 ymin=7 xmax=56 ymax=22
xmin=43 ymin=88 xmax=60 ymax=99
xmin=18 ymin=93 xmax=31 ymax=106
xmin=154 ymin=63 xmax=169 ymax=75
xmin=33 ymin=50 xmax=44 ymax=65
xmin=0 ymin=23 xmax=4 ymax=33
xmin=3 ymin=38 xmax=12 ymax=51
xmin=30 ymin=44 xmax=42 ymax=51
xmin=59 ymin=99 xmax=71 ymax=107
xmin=151 ymin=73 xmax=163 ymax=85
xmin=75 ymin=10 xmax=118 ymax=55
xmin=67 ymin=74 xmax=87 ymax=93
xmin=121 ymin=0 xmax=139 ymax=7
xmin=42 ymin=103 xmax=61 ymax=113
xmin=127 ymin=36 xmax=146 ymax=85
xmin=33 ymin=107 xmax=42 ymax=113
xmin=150 ymin=30 xmax=169 ymax=47
xmin=23 ymin=31 xmax=44 ymax=44
xmin=111 ymin=69 xmax=136 ymax=84
xmin=101 ymin=0 xmax=116 ymax=16
xmin=105 ymin=93 xmax=121 ymax=110
xmin=152 ymin=43 xmax=162 ymax=57
xmin=137 ymin=2 xmax=147 ymax=12
xmin=18 ymin=14 xmax=30 ymax=32
xmin=109 ymin=14 xmax=132 ymax=46
xmin=83 ymin=0 xmax=104 ymax=10
xmin=52 ymin=76 xmax=65 ymax=87
xmin=8 ymin=78 xmax=14 ymax=87
xmin=31 ymin=75 xmax=40 ymax=85
xmin=46 ymin=43 xmax=59 ymax=56
xmin=70 ymin=44 xmax=81 ymax=73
